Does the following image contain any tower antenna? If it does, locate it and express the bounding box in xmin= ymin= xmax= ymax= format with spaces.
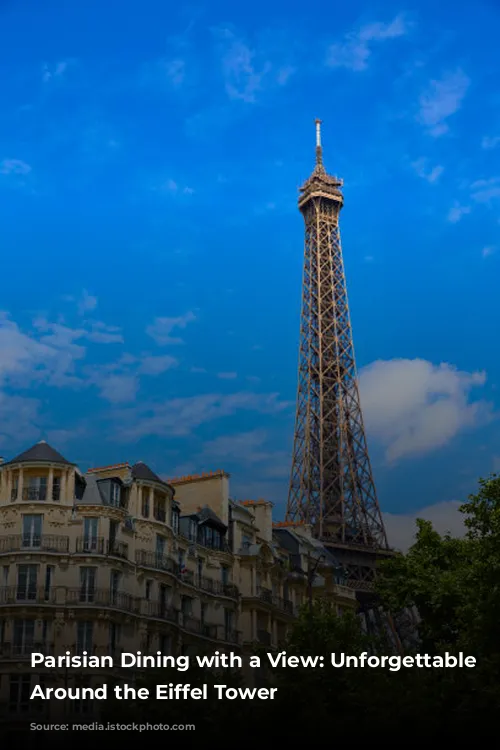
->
xmin=315 ymin=118 xmax=323 ymax=166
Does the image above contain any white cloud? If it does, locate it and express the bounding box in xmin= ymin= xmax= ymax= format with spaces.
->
xmin=470 ymin=176 xmax=500 ymax=203
xmin=96 ymin=374 xmax=138 ymax=404
xmin=87 ymin=351 xmax=178 ymax=403
xmin=326 ymin=15 xmax=410 ymax=71
xmin=42 ymin=60 xmax=71 ymax=83
xmin=78 ymin=290 xmax=97 ymax=315
xmin=447 ymin=203 xmax=471 ymax=223
xmin=359 ymin=358 xmax=493 ymax=462
xmin=85 ymin=322 xmax=123 ymax=344
xmin=202 ymin=429 xmax=269 ymax=462
xmin=200 ymin=429 xmax=290 ymax=478
xmin=482 ymin=246 xmax=496 ymax=258
xmin=384 ymin=501 xmax=465 ymax=552
xmin=418 ymin=69 xmax=470 ymax=136
xmin=411 ymin=158 xmax=444 ymax=183
xmin=481 ymin=135 xmax=500 ymax=150
xmin=146 ymin=312 xmax=196 ymax=345
xmin=0 ymin=392 xmax=41 ymax=448
xmin=157 ymin=179 xmax=194 ymax=195
xmin=0 ymin=159 xmax=31 ymax=175
xmin=0 ymin=314 xmax=84 ymax=389
xmin=163 ymin=58 xmax=185 ymax=87
xmin=217 ymin=371 xmax=238 ymax=380
xmin=138 ymin=355 xmax=178 ymax=375
xmin=113 ymin=391 xmax=291 ymax=440
xmin=212 ymin=27 xmax=293 ymax=103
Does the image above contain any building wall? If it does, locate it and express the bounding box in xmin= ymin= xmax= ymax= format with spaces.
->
xmin=171 ymin=472 xmax=230 ymax=525
xmin=0 ymin=453 xmax=356 ymax=717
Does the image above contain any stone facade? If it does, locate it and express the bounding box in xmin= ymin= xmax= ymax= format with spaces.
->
xmin=0 ymin=441 xmax=356 ymax=716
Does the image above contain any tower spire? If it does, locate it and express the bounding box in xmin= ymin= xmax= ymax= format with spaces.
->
xmin=287 ymin=120 xmax=390 ymax=592
xmin=315 ymin=118 xmax=323 ymax=166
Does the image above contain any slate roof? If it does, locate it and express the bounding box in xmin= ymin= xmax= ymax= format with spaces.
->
xmin=180 ymin=504 xmax=227 ymax=529
xmin=6 ymin=441 xmax=73 ymax=466
xmin=197 ymin=505 xmax=227 ymax=529
xmin=273 ymin=526 xmax=342 ymax=569
xmin=76 ymin=475 xmax=104 ymax=505
xmin=131 ymin=462 xmax=169 ymax=486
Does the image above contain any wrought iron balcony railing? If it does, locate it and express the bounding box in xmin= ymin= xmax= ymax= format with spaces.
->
xmin=0 ymin=586 xmax=56 ymax=605
xmin=22 ymin=487 xmax=47 ymax=501
xmin=76 ymin=537 xmax=106 ymax=554
xmin=178 ymin=531 xmax=231 ymax=554
xmin=257 ymin=586 xmax=273 ymax=604
xmin=142 ymin=600 xmax=179 ymax=624
xmin=106 ymin=540 xmax=128 ymax=559
xmin=75 ymin=538 xmax=128 ymax=558
xmin=254 ymin=587 xmax=295 ymax=614
xmin=181 ymin=614 xmax=201 ymax=633
xmin=0 ymin=641 xmax=54 ymax=657
xmin=200 ymin=623 xmax=218 ymax=639
xmin=198 ymin=576 xmax=239 ymax=599
xmin=65 ymin=588 xmax=138 ymax=613
xmin=0 ymin=535 xmax=69 ymax=554
xmin=135 ymin=549 xmax=180 ymax=575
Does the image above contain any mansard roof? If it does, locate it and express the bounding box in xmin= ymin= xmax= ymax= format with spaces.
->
xmin=131 ymin=461 xmax=171 ymax=488
xmin=180 ymin=504 xmax=227 ymax=529
xmin=6 ymin=440 xmax=73 ymax=466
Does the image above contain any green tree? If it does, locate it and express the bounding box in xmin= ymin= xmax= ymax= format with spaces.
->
xmin=266 ymin=475 xmax=500 ymax=736
xmin=377 ymin=473 xmax=500 ymax=664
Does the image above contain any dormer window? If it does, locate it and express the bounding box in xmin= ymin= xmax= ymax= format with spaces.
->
xmin=189 ymin=519 xmax=197 ymax=542
xmin=111 ymin=483 xmax=121 ymax=507
xmin=171 ymin=506 xmax=180 ymax=535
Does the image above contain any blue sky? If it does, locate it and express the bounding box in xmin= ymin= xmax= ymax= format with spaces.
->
xmin=0 ymin=0 xmax=499 ymax=545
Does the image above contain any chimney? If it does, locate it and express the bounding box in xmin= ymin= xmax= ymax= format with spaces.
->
xmin=252 ymin=500 xmax=274 ymax=542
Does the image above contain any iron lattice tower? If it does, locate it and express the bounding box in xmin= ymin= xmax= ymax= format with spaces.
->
xmin=286 ymin=120 xmax=391 ymax=591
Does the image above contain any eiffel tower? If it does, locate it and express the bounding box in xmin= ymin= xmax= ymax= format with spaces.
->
xmin=286 ymin=120 xmax=392 ymax=595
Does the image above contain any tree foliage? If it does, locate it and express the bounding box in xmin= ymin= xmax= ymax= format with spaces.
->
xmin=100 ymin=475 xmax=500 ymax=738
xmin=267 ymin=474 xmax=500 ymax=736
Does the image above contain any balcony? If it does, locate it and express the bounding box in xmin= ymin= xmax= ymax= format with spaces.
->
xmin=24 ymin=487 xmax=47 ymax=501
xmin=179 ymin=569 xmax=195 ymax=586
xmin=0 ymin=641 xmax=54 ymax=658
xmin=142 ymin=600 xmax=179 ymax=624
xmin=135 ymin=549 xmax=179 ymax=576
xmin=273 ymin=596 xmax=295 ymax=615
xmin=65 ymin=588 xmax=138 ymax=613
xmin=0 ymin=586 xmax=56 ymax=605
xmin=198 ymin=576 xmax=239 ymax=599
xmin=257 ymin=586 xmax=273 ymax=604
xmin=75 ymin=538 xmax=129 ymax=558
xmin=179 ymin=531 xmax=230 ymax=554
xmin=200 ymin=623 xmax=218 ymax=639
xmin=255 ymin=587 xmax=294 ymax=614
xmin=0 ymin=535 xmax=69 ymax=554
xmin=107 ymin=540 xmax=128 ymax=559
xmin=76 ymin=537 xmax=106 ymax=554
xmin=181 ymin=614 xmax=201 ymax=633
